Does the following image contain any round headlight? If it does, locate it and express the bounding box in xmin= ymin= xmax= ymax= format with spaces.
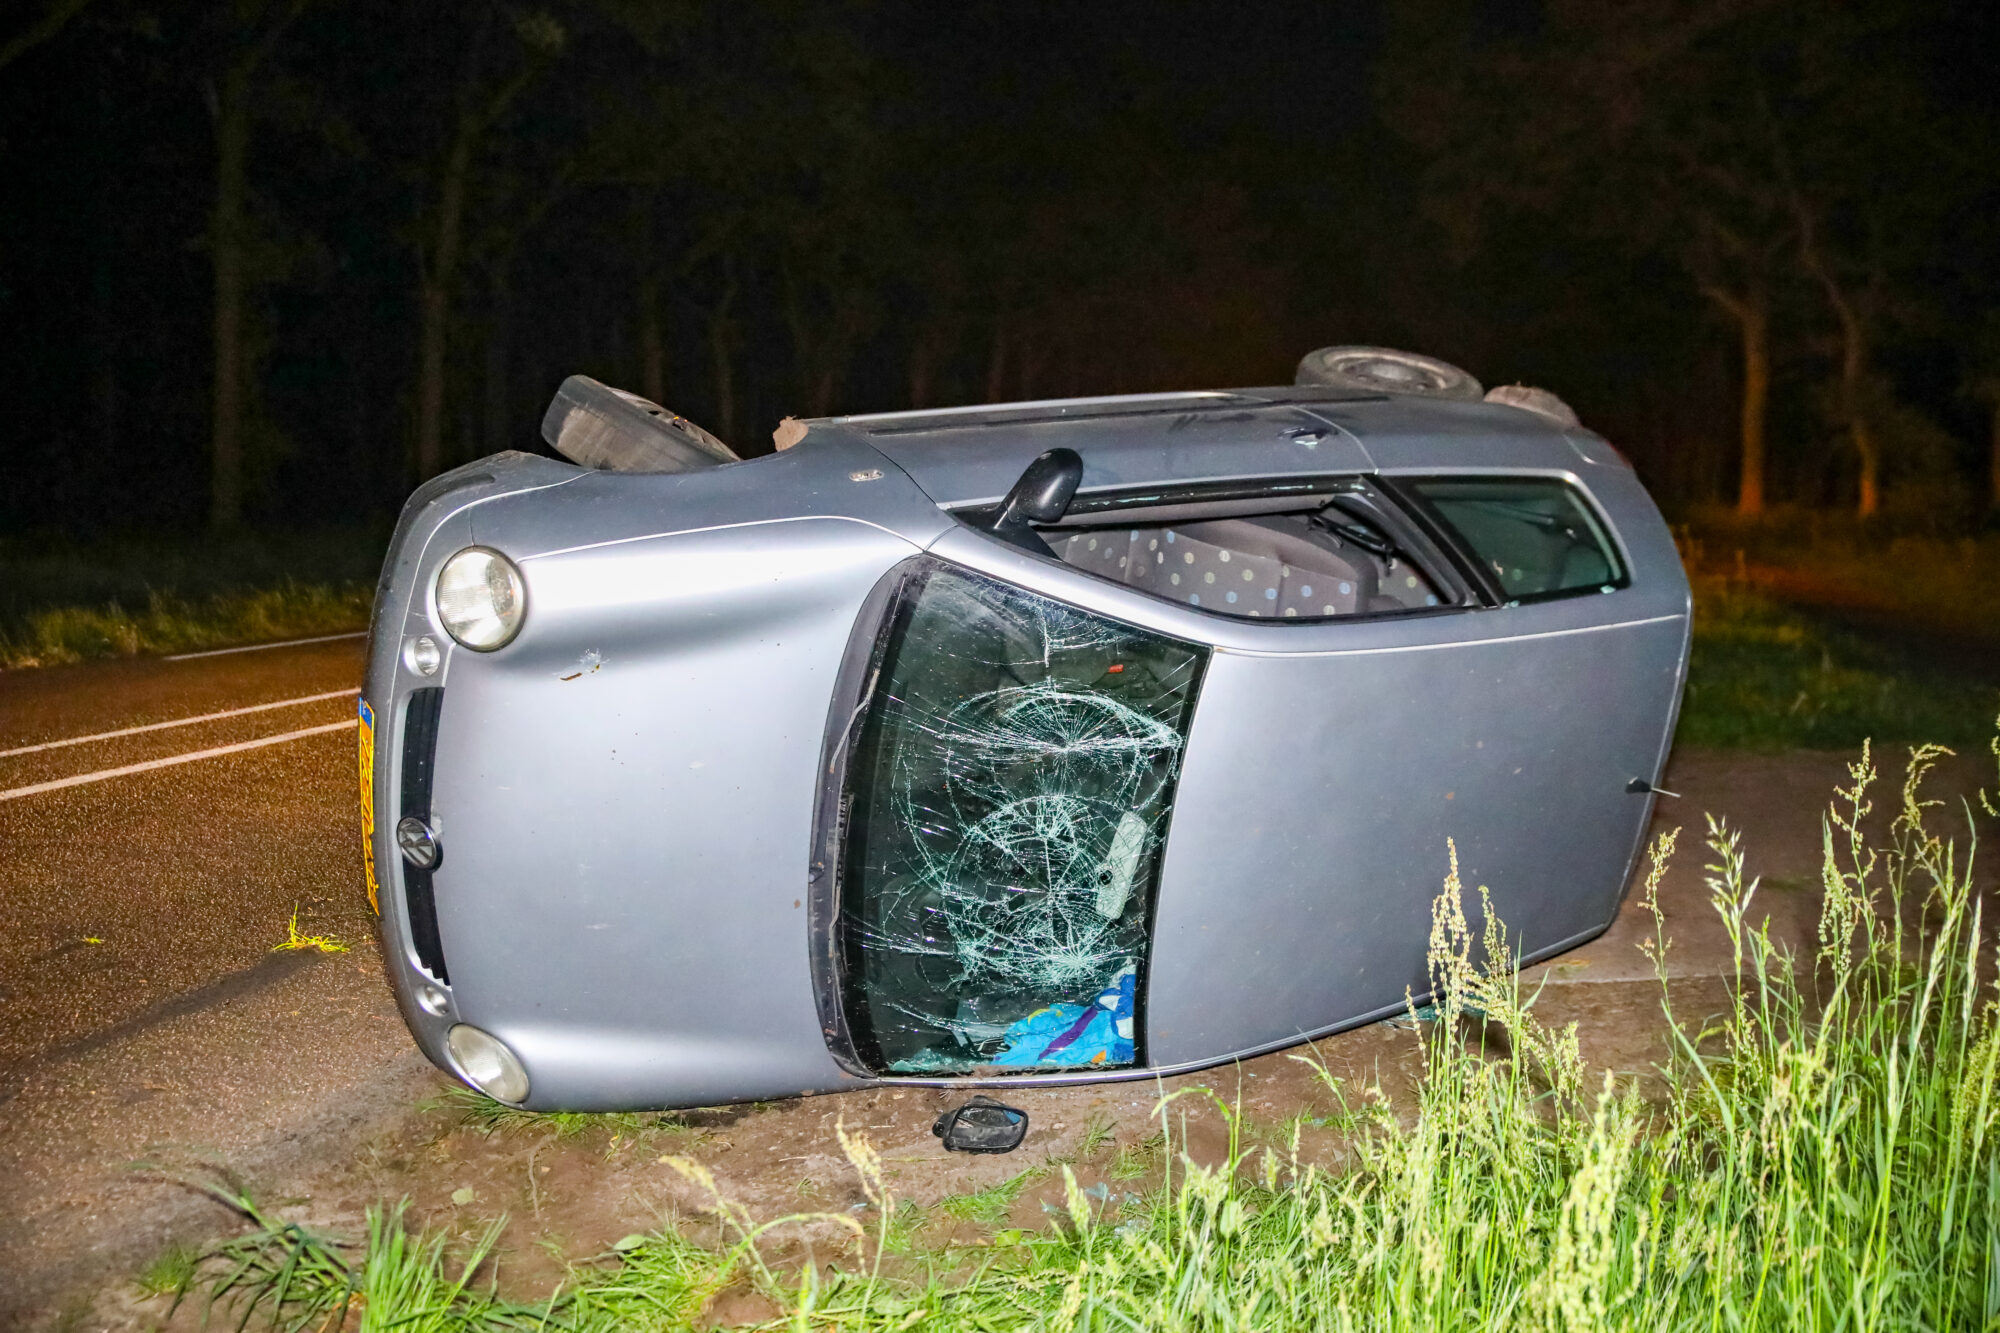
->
xmin=447 ymin=1024 xmax=530 ymax=1104
xmin=435 ymin=547 xmax=525 ymax=650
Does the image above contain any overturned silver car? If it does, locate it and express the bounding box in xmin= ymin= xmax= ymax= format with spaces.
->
xmin=361 ymin=347 xmax=1688 ymax=1111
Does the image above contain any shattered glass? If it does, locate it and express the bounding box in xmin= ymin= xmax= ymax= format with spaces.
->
xmin=838 ymin=562 xmax=1207 ymax=1075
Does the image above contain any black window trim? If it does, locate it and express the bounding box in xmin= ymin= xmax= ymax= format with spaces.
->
xmin=1382 ymin=473 xmax=1632 ymax=606
xmin=951 ymin=474 xmax=1488 ymax=624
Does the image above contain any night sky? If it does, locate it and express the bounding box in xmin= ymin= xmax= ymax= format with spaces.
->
xmin=4 ymin=0 xmax=1997 ymax=535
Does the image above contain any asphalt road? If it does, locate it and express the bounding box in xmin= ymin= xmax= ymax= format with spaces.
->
xmin=0 ymin=637 xmax=437 ymax=1323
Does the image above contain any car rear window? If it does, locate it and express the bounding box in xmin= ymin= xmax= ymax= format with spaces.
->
xmin=1404 ymin=478 xmax=1626 ymax=601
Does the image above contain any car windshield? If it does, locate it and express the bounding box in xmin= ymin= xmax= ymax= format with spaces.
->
xmin=837 ymin=562 xmax=1207 ymax=1075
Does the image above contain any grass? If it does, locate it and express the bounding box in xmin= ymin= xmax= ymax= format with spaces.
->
xmin=271 ymin=904 xmax=349 ymax=955
xmin=0 ymin=582 xmax=372 ymax=669
xmin=1075 ymin=1112 xmax=1117 ymax=1160
xmin=1679 ymin=514 xmax=2000 ymax=643
xmin=938 ymin=1171 xmax=1038 ymax=1226
xmin=133 ymin=1243 xmax=196 ymax=1299
xmin=151 ymin=730 xmax=2000 ymax=1330
xmin=1677 ymin=573 xmax=2000 ymax=749
xmin=428 ymin=1083 xmax=705 ymax=1149
xmin=0 ymin=527 xmax=380 ymax=668
xmin=1108 ymin=1131 xmax=1170 ymax=1181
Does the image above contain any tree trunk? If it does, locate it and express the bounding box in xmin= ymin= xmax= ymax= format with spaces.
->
xmin=638 ymin=271 xmax=666 ymax=405
xmin=415 ymin=121 xmax=474 ymax=480
xmin=1832 ymin=304 xmax=1875 ymax=519
xmin=630 ymin=189 xmax=666 ymax=405
xmin=907 ymin=329 xmax=935 ymax=409
xmin=482 ymin=269 xmax=513 ymax=456
xmin=1793 ymin=204 xmax=1881 ymax=521
xmin=707 ymin=260 xmax=739 ymax=443
xmin=1990 ymin=402 xmax=2000 ymax=513
xmin=1854 ymin=416 xmax=1881 ymax=519
xmin=209 ymin=62 xmax=252 ymax=529
xmin=91 ymin=65 xmax=118 ymax=473
xmin=1735 ymin=297 xmax=1770 ymax=518
xmin=984 ymin=317 xmax=1009 ymax=403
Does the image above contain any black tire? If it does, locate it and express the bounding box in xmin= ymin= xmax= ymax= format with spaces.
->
xmin=1294 ymin=346 xmax=1484 ymax=400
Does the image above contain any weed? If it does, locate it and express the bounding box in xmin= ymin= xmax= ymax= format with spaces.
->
xmin=271 ymin=904 xmax=348 ymax=955
xmin=1075 ymin=1112 xmax=1116 ymax=1159
xmin=132 ymin=1242 xmax=196 ymax=1299
xmin=0 ymin=583 xmax=372 ymax=669
xmin=1107 ymin=1130 xmax=1168 ymax=1181
xmin=938 ymin=1172 xmax=1036 ymax=1226
xmin=0 ymin=527 xmax=382 ymax=669
xmin=880 ymin=1199 xmax=930 ymax=1254
xmin=430 ymin=1084 xmax=701 ymax=1153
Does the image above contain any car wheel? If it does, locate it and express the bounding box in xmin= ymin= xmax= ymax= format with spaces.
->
xmin=1294 ymin=345 xmax=1484 ymax=400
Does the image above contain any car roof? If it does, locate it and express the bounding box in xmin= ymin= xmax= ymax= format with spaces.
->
xmin=816 ymin=386 xmax=1590 ymax=507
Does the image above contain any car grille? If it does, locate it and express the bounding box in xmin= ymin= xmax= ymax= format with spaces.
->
xmin=400 ymin=687 xmax=449 ymax=983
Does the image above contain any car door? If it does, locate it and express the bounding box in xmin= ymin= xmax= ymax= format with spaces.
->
xmin=825 ymin=462 xmax=1686 ymax=1079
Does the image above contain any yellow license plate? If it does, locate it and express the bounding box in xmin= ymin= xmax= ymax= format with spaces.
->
xmin=358 ymin=697 xmax=379 ymax=914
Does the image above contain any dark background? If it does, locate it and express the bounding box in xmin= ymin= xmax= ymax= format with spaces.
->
xmin=4 ymin=0 xmax=1997 ymax=538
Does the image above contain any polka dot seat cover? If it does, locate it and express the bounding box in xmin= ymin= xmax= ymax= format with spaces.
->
xmin=1057 ymin=517 xmax=1437 ymax=619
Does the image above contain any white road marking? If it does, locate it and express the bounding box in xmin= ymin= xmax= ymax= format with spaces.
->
xmin=0 ymin=689 xmax=357 ymax=759
xmin=165 ymin=631 xmax=367 ymax=661
xmin=0 ymin=720 xmax=356 ymax=803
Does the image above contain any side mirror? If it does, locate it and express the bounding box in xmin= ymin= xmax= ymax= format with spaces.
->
xmin=933 ymin=1095 xmax=1029 ymax=1154
xmin=987 ymin=448 xmax=1082 ymax=555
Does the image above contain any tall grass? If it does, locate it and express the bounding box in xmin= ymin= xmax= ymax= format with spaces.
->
xmin=1679 ymin=512 xmax=2000 ymax=643
xmin=1679 ymin=575 xmax=2000 ymax=748
xmin=0 ymin=582 xmax=373 ymax=668
xmin=165 ymin=735 xmax=2000 ymax=1330
xmin=0 ymin=527 xmax=380 ymax=667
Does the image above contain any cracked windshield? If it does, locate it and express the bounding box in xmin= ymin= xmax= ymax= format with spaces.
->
xmin=839 ymin=563 xmax=1207 ymax=1075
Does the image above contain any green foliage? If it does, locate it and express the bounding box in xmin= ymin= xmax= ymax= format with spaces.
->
xmin=1678 ymin=576 xmax=2000 ymax=749
xmin=171 ymin=1191 xmax=538 ymax=1332
xmin=1108 ymin=1131 xmax=1169 ymax=1182
xmin=938 ymin=1172 xmax=1036 ymax=1226
xmin=132 ymin=1242 xmax=196 ymax=1299
xmin=428 ymin=1084 xmax=697 ymax=1147
xmin=1075 ymin=1113 xmax=1117 ymax=1161
xmin=0 ymin=528 xmax=381 ymax=668
xmin=0 ymin=582 xmax=371 ymax=668
xmin=166 ymin=738 xmax=2000 ymax=1330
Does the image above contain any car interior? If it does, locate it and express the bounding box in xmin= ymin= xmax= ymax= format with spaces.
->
xmin=1050 ymin=511 xmax=1442 ymax=618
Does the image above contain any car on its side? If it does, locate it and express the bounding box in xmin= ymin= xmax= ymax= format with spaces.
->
xmin=360 ymin=346 xmax=1687 ymax=1111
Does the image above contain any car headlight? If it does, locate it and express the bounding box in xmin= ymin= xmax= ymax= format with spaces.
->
xmin=435 ymin=547 xmax=525 ymax=650
xmin=447 ymin=1024 xmax=530 ymax=1104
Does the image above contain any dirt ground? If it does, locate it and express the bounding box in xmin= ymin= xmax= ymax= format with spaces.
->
xmin=61 ymin=744 xmax=2000 ymax=1328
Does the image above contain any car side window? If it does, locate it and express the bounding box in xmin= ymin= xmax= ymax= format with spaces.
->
xmin=1026 ymin=482 xmax=1463 ymax=621
xmin=1402 ymin=477 xmax=1627 ymax=601
xmin=1051 ymin=518 xmax=1443 ymax=617
xmin=837 ymin=561 xmax=1206 ymax=1075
